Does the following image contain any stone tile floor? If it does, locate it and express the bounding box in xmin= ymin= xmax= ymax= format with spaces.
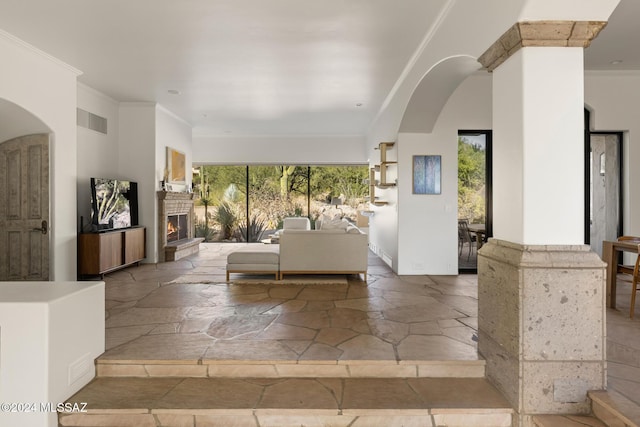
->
xmin=102 ymin=243 xmax=480 ymax=365
xmin=97 ymin=242 xmax=640 ymax=419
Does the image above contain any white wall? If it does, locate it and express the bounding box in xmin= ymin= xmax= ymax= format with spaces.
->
xmin=365 ymin=1 xmax=525 ymax=270
xmin=0 ymin=30 xmax=80 ymax=281
xmin=585 ymin=71 xmax=640 ymax=239
xmin=156 ymin=105 xmax=193 ymax=190
xmin=193 ymin=135 xmax=367 ymax=164
xmin=396 ymin=74 xmax=492 ymax=275
xmin=155 ymin=106 xmax=193 ymax=261
xmin=77 ymin=98 xmax=193 ymax=264
xmin=76 ymin=84 xmax=121 ymax=231
xmin=386 ymin=70 xmax=640 ymax=275
xmin=118 ymin=103 xmax=158 ymax=262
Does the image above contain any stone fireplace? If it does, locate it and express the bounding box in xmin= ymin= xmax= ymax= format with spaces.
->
xmin=157 ymin=191 xmax=204 ymax=262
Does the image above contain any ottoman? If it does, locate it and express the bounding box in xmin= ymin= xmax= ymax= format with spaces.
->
xmin=226 ymin=247 xmax=280 ymax=281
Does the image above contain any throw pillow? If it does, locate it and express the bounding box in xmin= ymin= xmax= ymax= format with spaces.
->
xmin=346 ymin=224 xmax=361 ymax=234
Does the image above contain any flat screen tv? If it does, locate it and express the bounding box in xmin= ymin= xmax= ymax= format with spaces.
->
xmin=90 ymin=178 xmax=138 ymax=232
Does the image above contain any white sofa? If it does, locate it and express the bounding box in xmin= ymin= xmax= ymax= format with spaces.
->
xmin=278 ymin=227 xmax=369 ymax=282
xmin=282 ymin=216 xmax=311 ymax=230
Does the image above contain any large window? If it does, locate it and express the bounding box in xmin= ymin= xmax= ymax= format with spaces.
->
xmin=193 ymin=165 xmax=368 ymax=242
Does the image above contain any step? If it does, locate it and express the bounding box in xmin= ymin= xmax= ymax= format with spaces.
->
xmin=533 ymin=390 xmax=640 ymax=427
xmin=59 ymin=377 xmax=514 ymax=427
xmin=589 ymin=390 xmax=640 ymax=427
xmin=533 ymin=414 xmax=607 ymax=427
xmin=96 ymin=358 xmax=486 ymax=379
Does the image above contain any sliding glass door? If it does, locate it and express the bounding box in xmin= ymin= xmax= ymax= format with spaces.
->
xmin=193 ymin=164 xmax=368 ymax=242
xmin=458 ymin=130 xmax=492 ymax=272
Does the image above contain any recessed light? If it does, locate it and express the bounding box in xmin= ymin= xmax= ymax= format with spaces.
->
xmin=168 ymin=89 xmax=181 ymax=95
xmin=610 ymin=60 xmax=623 ymax=65
xmin=356 ymin=103 xmax=363 ymax=107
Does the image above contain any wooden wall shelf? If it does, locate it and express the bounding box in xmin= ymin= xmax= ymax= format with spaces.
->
xmin=370 ymin=142 xmax=397 ymax=205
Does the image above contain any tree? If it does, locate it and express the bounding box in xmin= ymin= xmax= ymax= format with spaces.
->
xmin=458 ymin=137 xmax=486 ymax=223
xmin=310 ymin=166 xmax=368 ymax=206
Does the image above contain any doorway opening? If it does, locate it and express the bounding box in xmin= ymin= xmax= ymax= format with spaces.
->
xmin=458 ymin=130 xmax=492 ymax=273
xmin=584 ymin=111 xmax=623 ymax=258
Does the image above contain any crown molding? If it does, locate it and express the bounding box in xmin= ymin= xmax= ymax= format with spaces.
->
xmin=77 ymin=82 xmax=119 ymax=106
xmin=585 ymin=69 xmax=640 ymax=78
xmin=0 ymin=29 xmax=82 ymax=76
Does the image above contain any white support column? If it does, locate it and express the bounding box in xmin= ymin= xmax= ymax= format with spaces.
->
xmin=493 ymin=47 xmax=585 ymax=245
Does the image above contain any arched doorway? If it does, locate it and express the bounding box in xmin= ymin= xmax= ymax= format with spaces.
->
xmin=0 ymin=99 xmax=51 ymax=280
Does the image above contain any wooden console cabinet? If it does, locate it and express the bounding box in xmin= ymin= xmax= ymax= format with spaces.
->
xmin=78 ymin=227 xmax=146 ymax=278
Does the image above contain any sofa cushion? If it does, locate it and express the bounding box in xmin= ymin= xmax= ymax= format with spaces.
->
xmin=227 ymin=250 xmax=279 ymax=265
xmin=319 ymin=216 xmax=349 ymax=230
xmin=283 ymin=217 xmax=311 ymax=230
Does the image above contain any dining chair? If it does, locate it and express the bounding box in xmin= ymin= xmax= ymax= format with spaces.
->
xmin=630 ymin=246 xmax=640 ymax=319
xmin=616 ymin=236 xmax=640 ymax=318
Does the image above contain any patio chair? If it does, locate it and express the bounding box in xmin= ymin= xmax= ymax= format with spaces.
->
xmin=458 ymin=219 xmax=476 ymax=261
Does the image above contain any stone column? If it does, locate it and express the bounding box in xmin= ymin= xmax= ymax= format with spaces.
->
xmin=479 ymin=240 xmax=606 ymax=426
xmin=477 ymin=21 xmax=609 ymax=427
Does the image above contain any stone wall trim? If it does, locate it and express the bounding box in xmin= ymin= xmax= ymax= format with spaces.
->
xmin=478 ymin=21 xmax=607 ymax=72
xmin=479 ymin=239 xmax=607 ymax=269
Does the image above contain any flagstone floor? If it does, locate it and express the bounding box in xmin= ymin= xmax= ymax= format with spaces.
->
xmin=98 ymin=243 xmax=640 ymax=414
xmin=102 ymin=243 xmax=480 ymax=364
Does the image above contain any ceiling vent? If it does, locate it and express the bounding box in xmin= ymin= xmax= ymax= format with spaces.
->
xmin=77 ymin=108 xmax=107 ymax=134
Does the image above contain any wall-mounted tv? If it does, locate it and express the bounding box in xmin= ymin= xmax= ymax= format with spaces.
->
xmin=90 ymin=178 xmax=139 ymax=232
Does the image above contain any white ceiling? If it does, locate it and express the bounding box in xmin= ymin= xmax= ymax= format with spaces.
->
xmin=0 ymin=0 xmax=637 ymax=137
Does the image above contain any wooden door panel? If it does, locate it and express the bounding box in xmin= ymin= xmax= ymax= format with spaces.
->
xmin=7 ymin=148 xmax=21 ymax=219
xmin=28 ymin=229 xmax=45 ymax=278
xmin=7 ymin=230 xmax=21 ymax=279
xmin=27 ymin=144 xmax=44 ymax=219
xmin=0 ymin=134 xmax=49 ymax=280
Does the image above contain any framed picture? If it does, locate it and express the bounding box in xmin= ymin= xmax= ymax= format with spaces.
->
xmin=413 ymin=155 xmax=441 ymax=194
xmin=166 ymin=147 xmax=186 ymax=184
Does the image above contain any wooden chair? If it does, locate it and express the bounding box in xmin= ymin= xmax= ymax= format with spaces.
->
xmin=616 ymin=236 xmax=640 ymax=318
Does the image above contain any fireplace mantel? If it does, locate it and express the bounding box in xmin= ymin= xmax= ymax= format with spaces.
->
xmin=157 ymin=191 xmax=203 ymax=261
xmin=157 ymin=191 xmax=195 ymax=201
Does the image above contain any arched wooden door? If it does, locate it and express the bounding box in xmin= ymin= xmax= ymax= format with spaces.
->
xmin=0 ymin=134 xmax=50 ymax=280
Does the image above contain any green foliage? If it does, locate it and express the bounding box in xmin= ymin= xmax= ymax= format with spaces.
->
xmin=238 ymin=214 xmax=267 ymax=242
xmin=223 ymin=183 xmax=242 ymax=203
xmin=194 ymin=221 xmax=216 ymax=242
xmin=310 ymin=166 xmax=368 ymax=207
xmin=197 ymin=166 xmax=247 ymax=202
xmin=458 ymin=137 xmax=486 ymax=223
xmin=213 ymin=201 xmax=239 ymax=240
xmin=193 ymin=164 xmax=369 ymax=238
